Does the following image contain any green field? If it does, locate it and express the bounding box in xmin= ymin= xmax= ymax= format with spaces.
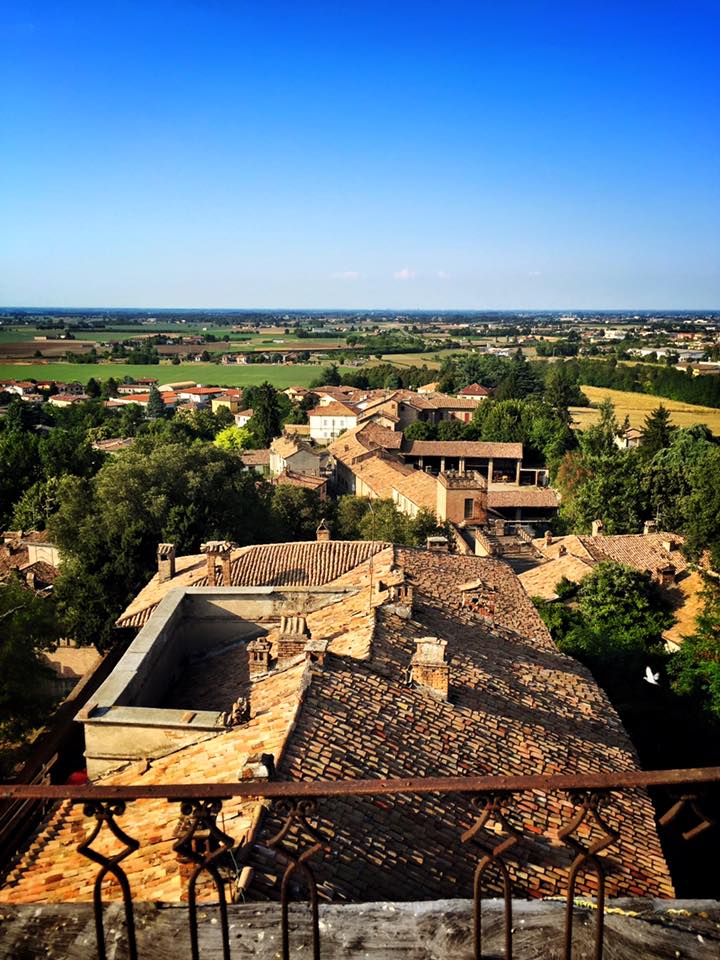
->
xmin=0 ymin=361 xmax=349 ymax=388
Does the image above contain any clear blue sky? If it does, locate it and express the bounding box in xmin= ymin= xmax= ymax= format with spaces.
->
xmin=1 ymin=1 xmax=718 ymax=310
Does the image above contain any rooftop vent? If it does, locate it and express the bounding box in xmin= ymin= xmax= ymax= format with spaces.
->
xmin=316 ymin=519 xmax=331 ymax=542
xmin=278 ymin=614 xmax=310 ymax=664
xmin=459 ymin=579 xmax=496 ymax=620
xmin=591 ymin=520 xmax=604 ymax=537
xmin=426 ymin=536 xmax=449 ymax=552
xmin=411 ymin=636 xmax=449 ymax=700
xmin=305 ymin=638 xmax=330 ymax=665
xmin=157 ymin=543 xmax=176 ymax=583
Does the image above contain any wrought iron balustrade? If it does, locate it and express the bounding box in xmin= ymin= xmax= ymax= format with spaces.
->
xmin=0 ymin=766 xmax=718 ymax=960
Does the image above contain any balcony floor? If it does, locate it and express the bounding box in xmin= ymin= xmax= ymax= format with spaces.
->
xmin=0 ymin=898 xmax=717 ymax=959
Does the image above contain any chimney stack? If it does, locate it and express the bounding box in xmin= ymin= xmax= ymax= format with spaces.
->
xmin=247 ymin=637 xmax=272 ymax=677
xmin=591 ymin=520 xmax=604 ymax=537
xmin=200 ymin=541 xmax=237 ymax=586
xmin=656 ymin=563 xmax=677 ymax=589
xmin=411 ymin=637 xmax=449 ymax=700
xmin=662 ymin=538 xmax=676 ymax=553
xmin=544 ymin=530 xmax=553 ymax=547
xmin=277 ymin=614 xmax=310 ymax=664
xmin=316 ymin=519 xmax=331 ymax=542
xmin=643 ymin=520 xmax=658 ymax=536
xmin=157 ymin=543 xmax=176 ymax=583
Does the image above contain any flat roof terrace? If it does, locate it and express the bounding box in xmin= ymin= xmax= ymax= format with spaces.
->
xmin=79 ymin=584 xmax=350 ymax=777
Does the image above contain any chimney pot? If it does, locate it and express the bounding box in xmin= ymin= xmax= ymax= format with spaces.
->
xmin=643 ymin=520 xmax=658 ymax=536
xmin=277 ymin=614 xmax=310 ymax=664
xmin=544 ymin=530 xmax=553 ymax=546
xmin=157 ymin=543 xmax=176 ymax=583
xmin=411 ymin=636 xmax=449 ymax=700
xmin=591 ymin=520 xmax=604 ymax=537
xmin=316 ymin=519 xmax=331 ymax=542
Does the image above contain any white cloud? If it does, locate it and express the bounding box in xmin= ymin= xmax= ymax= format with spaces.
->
xmin=436 ymin=270 xmax=451 ymax=280
xmin=330 ymin=270 xmax=362 ymax=280
xmin=393 ymin=267 xmax=416 ymax=281
xmin=528 ymin=270 xmax=542 ymax=277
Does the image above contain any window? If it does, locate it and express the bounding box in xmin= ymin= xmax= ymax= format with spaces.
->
xmin=464 ymin=498 xmax=474 ymax=519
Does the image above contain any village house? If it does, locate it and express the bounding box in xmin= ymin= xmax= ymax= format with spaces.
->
xmin=234 ymin=408 xmax=254 ymax=427
xmin=268 ymin=434 xmax=328 ymax=476
xmin=0 ymin=536 xmax=673 ymax=907
xmin=308 ymin=401 xmax=359 ymax=442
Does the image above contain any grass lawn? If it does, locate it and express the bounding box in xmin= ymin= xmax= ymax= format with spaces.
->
xmin=572 ymin=384 xmax=720 ymax=434
xmin=0 ymin=361 xmax=346 ymax=389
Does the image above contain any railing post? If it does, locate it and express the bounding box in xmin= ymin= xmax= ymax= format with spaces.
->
xmin=461 ymin=793 xmax=520 ymax=960
xmin=559 ymin=791 xmax=618 ymax=960
xmin=267 ymin=798 xmax=330 ymax=960
xmin=75 ymin=799 xmax=140 ymax=960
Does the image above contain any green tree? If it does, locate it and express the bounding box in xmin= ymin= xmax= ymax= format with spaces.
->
xmin=247 ymin=382 xmax=283 ymax=446
xmin=0 ymin=579 xmax=59 ymax=742
xmin=85 ymin=377 xmax=101 ymax=399
xmin=269 ymin=485 xmax=326 ymax=541
xmin=49 ymin=440 xmax=273 ymax=647
xmin=536 ymin=561 xmax=671 ymax=665
xmin=640 ymin=404 xmax=674 ymax=458
xmin=335 ymin=496 xmax=371 ymax=539
xmin=214 ymin=425 xmax=255 ymax=451
xmin=11 ymin=477 xmax=63 ymax=530
xmin=147 ymin=385 xmax=166 ymax=419
xmin=495 ymin=351 xmax=542 ymax=400
xmin=358 ymin=499 xmax=409 ymax=544
xmin=543 ymin=362 xmax=586 ymax=425
xmin=404 ymin=420 xmax=437 ymax=441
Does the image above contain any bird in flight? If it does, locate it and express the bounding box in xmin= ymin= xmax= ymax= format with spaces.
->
xmin=643 ymin=666 xmax=660 ymax=685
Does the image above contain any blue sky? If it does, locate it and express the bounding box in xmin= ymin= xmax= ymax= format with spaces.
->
xmin=1 ymin=1 xmax=718 ymax=309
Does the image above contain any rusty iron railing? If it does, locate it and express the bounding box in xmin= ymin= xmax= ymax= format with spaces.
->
xmin=0 ymin=767 xmax=718 ymax=960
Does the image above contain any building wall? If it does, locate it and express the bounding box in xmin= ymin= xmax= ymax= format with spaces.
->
xmin=310 ymin=415 xmax=358 ymax=442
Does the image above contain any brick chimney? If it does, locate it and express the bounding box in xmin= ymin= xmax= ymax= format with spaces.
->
xmin=277 ymin=614 xmax=310 ymax=664
xmin=316 ymin=519 xmax=331 ymax=542
xmin=591 ymin=520 xmax=604 ymax=537
xmin=385 ymin=579 xmax=414 ymax=619
xmin=411 ymin=637 xmax=449 ymax=700
xmin=200 ymin=540 xmax=236 ymax=585
xmin=662 ymin=538 xmax=676 ymax=553
xmin=656 ymin=563 xmax=677 ymax=589
xmin=247 ymin=637 xmax=272 ymax=677
xmin=643 ymin=520 xmax=658 ymax=536
xmin=157 ymin=543 xmax=176 ymax=583
xmin=544 ymin=530 xmax=553 ymax=547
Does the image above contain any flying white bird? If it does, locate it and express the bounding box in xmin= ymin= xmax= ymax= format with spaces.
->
xmin=644 ymin=666 xmax=660 ymax=686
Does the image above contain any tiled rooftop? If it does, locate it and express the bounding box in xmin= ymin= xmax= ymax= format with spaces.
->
xmin=2 ymin=541 xmax=673 ymax=906
xmin=404 ymin=440 xmax=523 ymax=459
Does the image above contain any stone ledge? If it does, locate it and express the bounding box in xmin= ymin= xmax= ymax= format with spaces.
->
xmin=0 ymin=898 xmax=718 ymax=959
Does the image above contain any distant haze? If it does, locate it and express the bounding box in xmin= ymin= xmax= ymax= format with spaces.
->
xmin=1 ymin=2 xmax=718 ymax=310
